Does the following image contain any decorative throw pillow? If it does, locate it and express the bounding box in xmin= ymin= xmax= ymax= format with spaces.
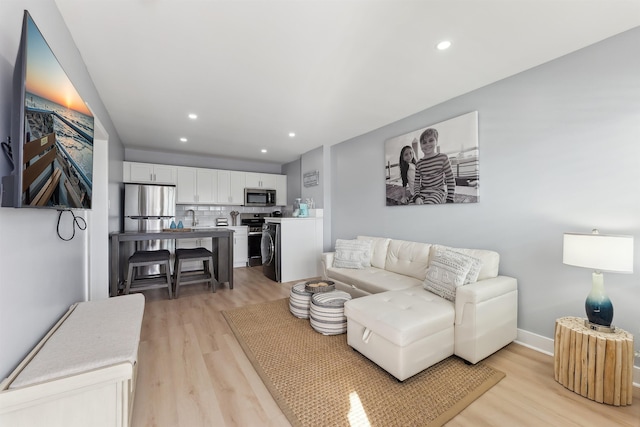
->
xmin=333 ymin=239 xmax=372 ymax=269
xmin=455 ymin=251 xmax=483 ymax=284
xmin=464 ymin=255 xmax=482 ymax=285
xmin=423 ymin=249 xmax=475 ymax=301
xmin=433 ymin=247 xmax=484 ymax=284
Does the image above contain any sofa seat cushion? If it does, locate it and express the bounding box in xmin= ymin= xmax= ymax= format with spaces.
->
xmin=344 ymin=287 xmax=454 ymax=347
xmin=326 ymin=266 xmax=422 ymax=294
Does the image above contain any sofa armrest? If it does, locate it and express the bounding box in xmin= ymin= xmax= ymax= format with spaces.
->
xmin=455 ymin=276 xmax=517 ymax=324
xmin=321 ymin=252 xmax=335 ymax=279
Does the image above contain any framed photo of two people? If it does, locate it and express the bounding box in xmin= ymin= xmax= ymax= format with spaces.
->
xmin=384 ymin=111 xmax=479 ymax=207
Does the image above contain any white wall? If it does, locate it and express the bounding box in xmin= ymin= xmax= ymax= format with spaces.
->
xmin=0 ymin=0 xmax=123 ymax=378
xmin=330 ymin=27 xmax=640 ymax=363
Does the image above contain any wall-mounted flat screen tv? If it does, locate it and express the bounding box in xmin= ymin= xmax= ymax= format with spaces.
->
xmin=1 ymin=10 xmax=94 ymax=209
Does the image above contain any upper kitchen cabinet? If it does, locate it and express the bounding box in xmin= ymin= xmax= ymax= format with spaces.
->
xmin=245 ymin=172 xmax=277 ymax=189
xmin=176 ymin=167 xmax=217 ymax=204
xmin=275 ymin=175 xmax=287 ymax=206
xmin=217 ymin=170 xmax=245 ymax=205
xmin=123 ymin=162 xmax=177 ymax=184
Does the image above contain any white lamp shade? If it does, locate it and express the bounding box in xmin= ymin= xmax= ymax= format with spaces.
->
xmin=563 ymin=232 xmax=634 ymax=273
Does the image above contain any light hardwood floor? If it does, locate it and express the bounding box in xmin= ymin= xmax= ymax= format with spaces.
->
xmin=132 ymin=266 xmax=639 ymax=426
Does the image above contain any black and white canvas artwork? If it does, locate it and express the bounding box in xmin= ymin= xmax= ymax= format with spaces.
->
xmin=384 ymin=111 xmax=479 ymax=206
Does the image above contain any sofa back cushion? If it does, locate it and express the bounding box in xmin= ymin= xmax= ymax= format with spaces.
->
xmin=385 ymin=239 xmax=432 ymax=280
xmin=432 ymin=245 xmax=500 ymax=280
xmin=357 ymin=236 xmax=391 ymax=269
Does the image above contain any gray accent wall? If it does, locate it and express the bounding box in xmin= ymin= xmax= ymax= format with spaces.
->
xmin=0 ymin=0 xmax=124 ymax=378
xmin=330 ymin=27 xmax=640 ymax=355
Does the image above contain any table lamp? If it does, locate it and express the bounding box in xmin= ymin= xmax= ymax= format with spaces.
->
xmin=562 ymin=229 xmax=634 ymax=332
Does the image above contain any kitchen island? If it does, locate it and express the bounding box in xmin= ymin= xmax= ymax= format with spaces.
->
xmin=110 ymin=228 xmax=234 ymax=297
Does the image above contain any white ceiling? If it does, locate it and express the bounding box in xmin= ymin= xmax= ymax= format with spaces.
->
xmin=54 ymin=0 xmax=640 ymax=165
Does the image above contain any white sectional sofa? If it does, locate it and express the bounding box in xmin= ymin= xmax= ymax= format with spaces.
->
xmin=321 ymin=236 xmax=517 ymax=379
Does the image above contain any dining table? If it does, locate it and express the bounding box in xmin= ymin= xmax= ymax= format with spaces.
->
xmin=110 ymin=228 xmax=234 ymax=297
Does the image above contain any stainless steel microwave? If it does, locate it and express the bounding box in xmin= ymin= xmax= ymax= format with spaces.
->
xmin=244 ymin=188 xmax=276 ymax=207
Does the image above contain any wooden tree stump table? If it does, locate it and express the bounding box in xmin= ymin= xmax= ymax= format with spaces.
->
xmin=554 ymin=316 xmax=634 ymax=406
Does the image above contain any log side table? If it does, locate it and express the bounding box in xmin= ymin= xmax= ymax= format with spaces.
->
xmin=554 ymin=316 xmax=634 ymax=406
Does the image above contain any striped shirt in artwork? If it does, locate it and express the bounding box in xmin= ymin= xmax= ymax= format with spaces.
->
xmin=413 ymin=154 xmax=455 ymax=202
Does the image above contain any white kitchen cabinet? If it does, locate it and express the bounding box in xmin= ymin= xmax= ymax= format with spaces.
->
xmin=275 ymin=174 xmax=287 ymax=206
xmin=123 ymin=162 xmax=177 ymax=184
xmin=231 ymin=226 xmax=248 ymax=268
xmin=217 ymin=170 xmax=245 ymax=205
xmin=176 ymin=167 xmax=197 ymax=203
xmin=229 ymin=171 xmax=245 ymax=204
xmin=176 ymin=167 xmax=217 ymax=204
xmin=245 ymin=172 xmax=277 ymax=189
xmin=196 ymin=169 xmax=217 ymax=203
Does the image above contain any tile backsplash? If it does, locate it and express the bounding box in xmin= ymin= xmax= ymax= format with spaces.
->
xmin=176 ymin=205 xmax=283 ymax=227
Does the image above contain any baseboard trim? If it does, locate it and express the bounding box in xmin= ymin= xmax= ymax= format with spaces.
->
xmin=515 ymin=328 xmax=639 ymax=388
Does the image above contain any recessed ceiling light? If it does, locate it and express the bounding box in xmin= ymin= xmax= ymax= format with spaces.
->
xmin=289 ymin=132 xmax=296 ymax=137
xmin=180 ymin=137 xmax=187 ymax=143
xmin=261 ymin=149 xmax=267 ymax=153
xmin=436 ymin=40 xmax=452 ymax=50
xmin=188 ymin=113 xmax=198 ymax=120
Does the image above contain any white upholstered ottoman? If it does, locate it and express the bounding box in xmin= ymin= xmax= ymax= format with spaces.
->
xmin=344 ymin=287 xmax=455 ymax=381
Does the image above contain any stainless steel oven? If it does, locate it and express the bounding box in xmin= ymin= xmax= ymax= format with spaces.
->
xmin=240 ymin=213 xmax=267 ymax=266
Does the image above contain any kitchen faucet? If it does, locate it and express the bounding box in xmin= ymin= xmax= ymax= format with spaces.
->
xmin=187 ymin=209 xmax=198 ymax=226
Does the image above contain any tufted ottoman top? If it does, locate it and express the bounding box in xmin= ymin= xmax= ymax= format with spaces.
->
xmin=344 ymin=287 xmax=454 ymax=347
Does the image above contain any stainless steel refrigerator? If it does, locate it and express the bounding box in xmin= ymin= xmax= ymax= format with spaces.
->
xmin=124 ymin=183 xmax=176 ymax=276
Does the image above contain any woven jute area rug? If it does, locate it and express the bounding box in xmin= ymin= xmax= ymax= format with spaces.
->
xmin=223 ymin=298 xmax=505 ymax=427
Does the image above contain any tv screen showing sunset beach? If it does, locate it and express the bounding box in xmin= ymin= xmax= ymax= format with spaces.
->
xmin=22 ymin=13 xmax=94 ymax=209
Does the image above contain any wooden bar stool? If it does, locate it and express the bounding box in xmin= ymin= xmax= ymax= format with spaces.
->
xmin=173 ymin=247 xmax=217 ymax=298
xmin=125 ymin=249 xmax=173 ymax=299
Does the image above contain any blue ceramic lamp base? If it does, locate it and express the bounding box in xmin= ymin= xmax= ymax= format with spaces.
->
xmin=584 ymin=272 xmax=616 ymax=333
